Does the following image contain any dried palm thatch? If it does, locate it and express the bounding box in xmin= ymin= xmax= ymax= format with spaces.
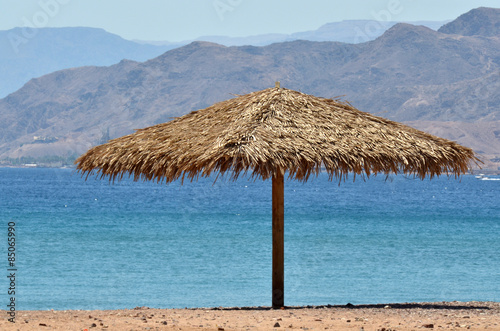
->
xmin=76 ymin=86 xmax=479 ymax=182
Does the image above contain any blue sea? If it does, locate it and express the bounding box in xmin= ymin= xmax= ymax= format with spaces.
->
xmin=0 ymin=167 xmax=499 ymax=310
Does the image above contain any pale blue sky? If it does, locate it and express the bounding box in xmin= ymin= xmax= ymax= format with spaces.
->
xmin=0 ymin=0 xmax=498 ymax=41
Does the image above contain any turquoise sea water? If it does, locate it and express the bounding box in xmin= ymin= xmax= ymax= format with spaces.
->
xmin=0 ymin=167 xmax=499 ymax=310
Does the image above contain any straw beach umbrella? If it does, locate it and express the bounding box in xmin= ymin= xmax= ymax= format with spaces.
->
xmin=76 ymin=83 xmax=479 ymax=308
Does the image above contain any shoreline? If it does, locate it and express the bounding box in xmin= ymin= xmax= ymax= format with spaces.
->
xmin=2 ymin=301 xmax=499 ymax=330
xmin=1 ymin=165 xmax=500 ymax=176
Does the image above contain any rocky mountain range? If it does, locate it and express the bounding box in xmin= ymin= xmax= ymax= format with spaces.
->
xmin=0 ymin=20 xmax=448 ymax=99
xmin=0 ymin=7 xmax=499 ymax=170
xmin=438 ymin=6 xmax=500 ymax=36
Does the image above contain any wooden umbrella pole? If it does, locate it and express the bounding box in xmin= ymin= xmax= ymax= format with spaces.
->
xmin=272 ymin=171 xmax=284 ymax=308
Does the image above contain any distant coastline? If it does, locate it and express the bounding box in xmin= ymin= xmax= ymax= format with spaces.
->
xmin=1 ymin=164 xmax=498 ymax=176
xmin=0 ymin=164 xmax=75 ymax=169
xmin=0 ymin=154 xmax=77 ymax=169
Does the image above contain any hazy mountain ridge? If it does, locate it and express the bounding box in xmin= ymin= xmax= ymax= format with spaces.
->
xmin=0 ymin=7 xmax=499 ymax=170
xmin=194 ymin=19 xmax=449 ymax=46
xmin=0 ymin=27 xmax=182 ymax=98
xmin=0 ymin=20 xmax=448 ymax=99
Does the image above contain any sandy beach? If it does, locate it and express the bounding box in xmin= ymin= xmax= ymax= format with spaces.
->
xmin=2 ymin=301 xmax=499 ymax=330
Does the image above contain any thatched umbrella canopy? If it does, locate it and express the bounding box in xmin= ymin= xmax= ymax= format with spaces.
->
xmin=76 ymin=83 xmax=479 ymax=308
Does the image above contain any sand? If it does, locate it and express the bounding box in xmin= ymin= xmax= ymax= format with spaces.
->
xmin=1 ymin=301 xmax=499 ymax=330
